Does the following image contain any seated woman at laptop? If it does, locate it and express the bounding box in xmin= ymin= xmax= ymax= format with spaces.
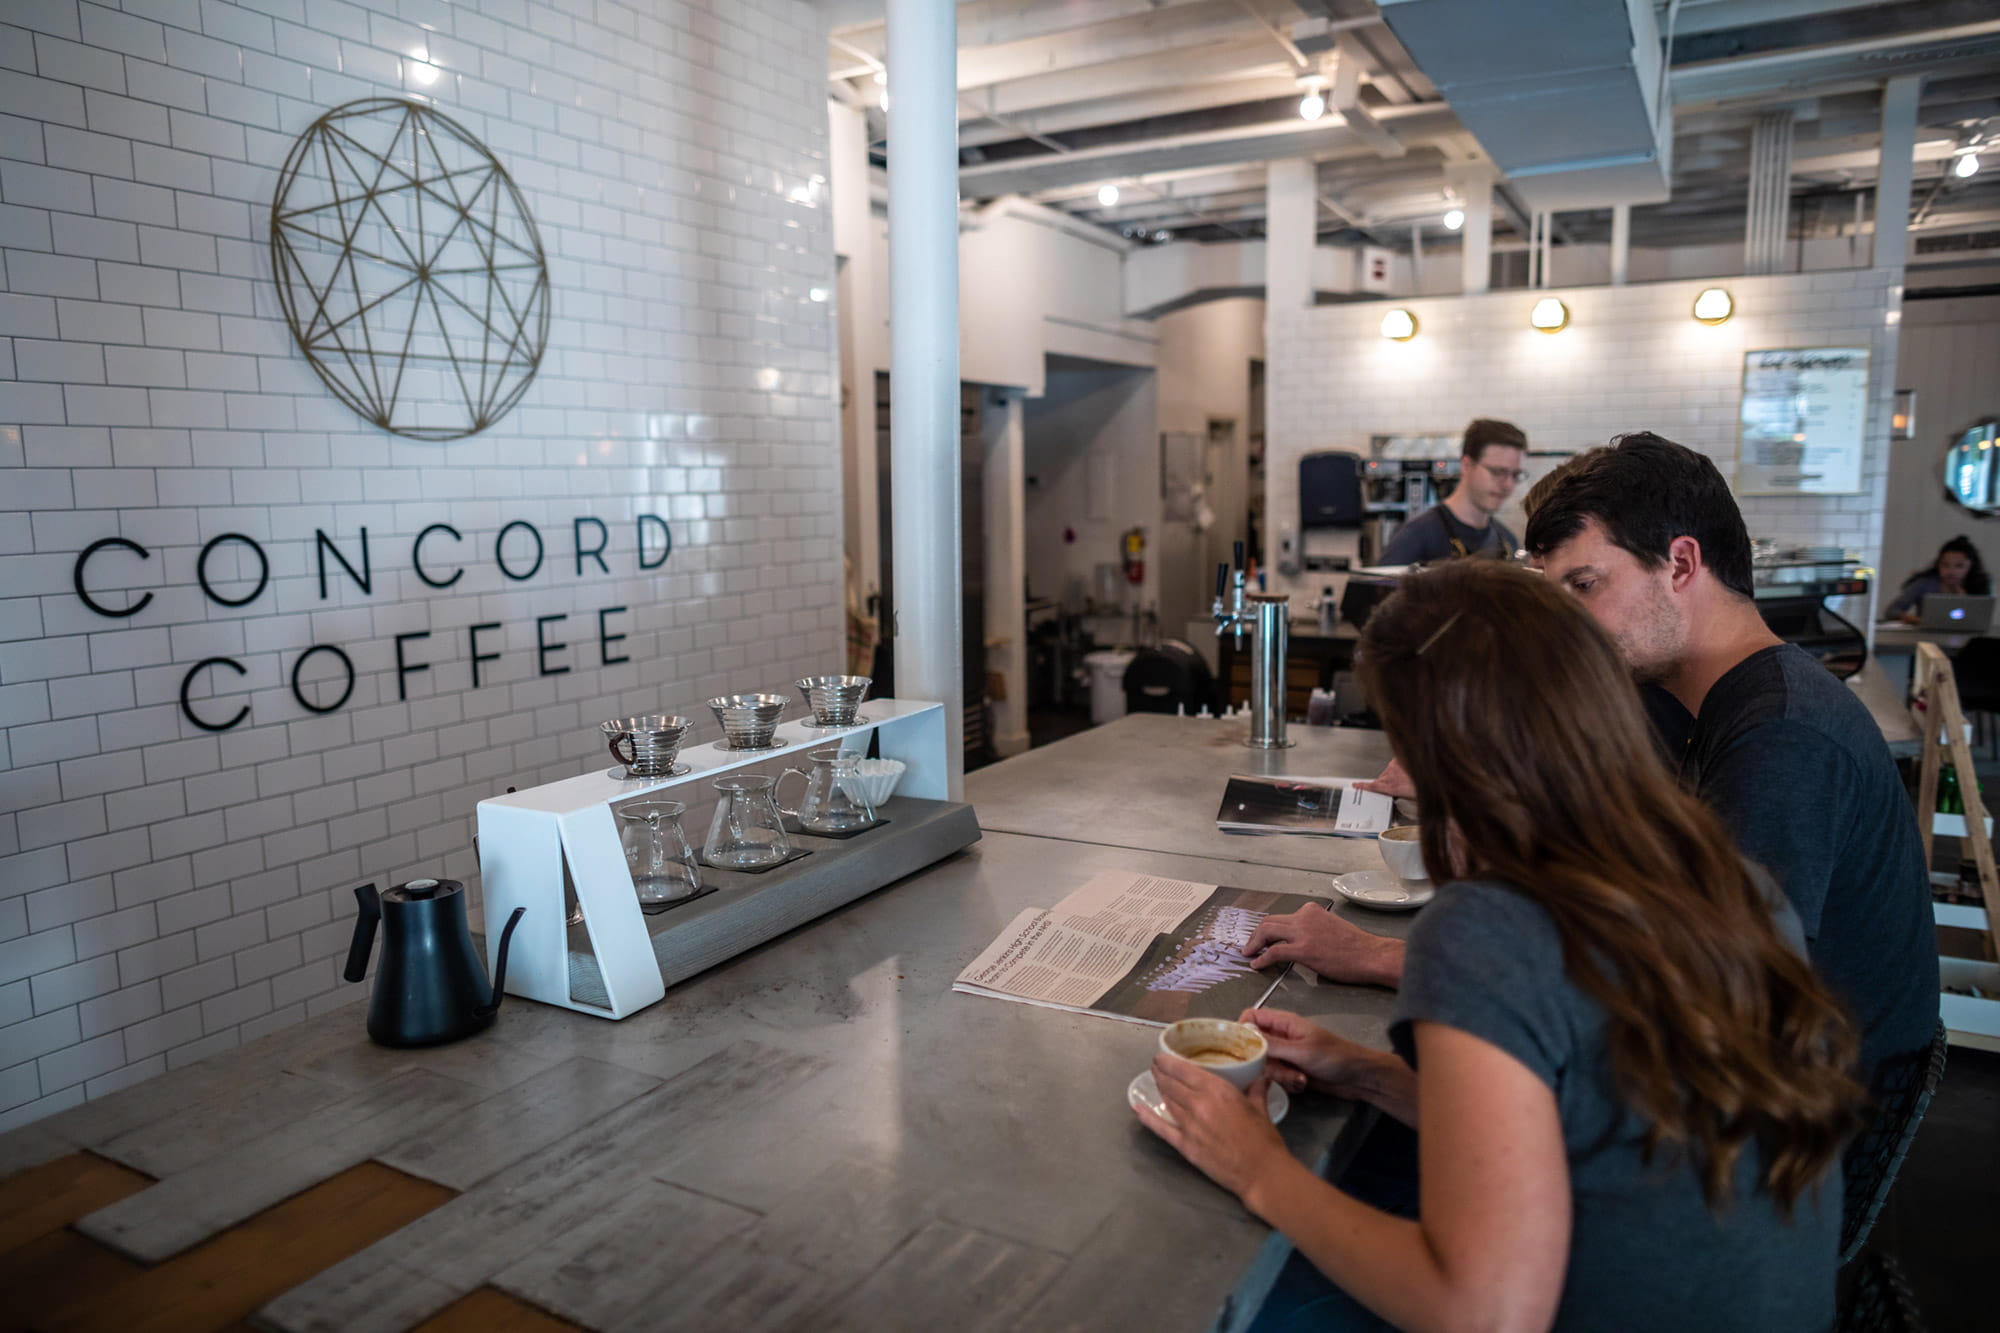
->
xmin=1888 ymin=535 xmax=1989 ymax=623
xmin=1135 ymin=562 xmax=1862 ymax=1332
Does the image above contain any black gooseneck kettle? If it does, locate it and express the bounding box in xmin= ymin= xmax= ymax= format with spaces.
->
xmin=343 ymin=878 xmax=526 ymax=1048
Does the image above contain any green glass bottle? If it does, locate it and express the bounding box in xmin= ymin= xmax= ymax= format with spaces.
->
xmin=1938 ymin=764 xmax=1964 ymax=816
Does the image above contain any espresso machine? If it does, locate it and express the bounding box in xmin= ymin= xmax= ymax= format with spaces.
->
xmin=1360 ymin=458 xmax=1459 ymax=565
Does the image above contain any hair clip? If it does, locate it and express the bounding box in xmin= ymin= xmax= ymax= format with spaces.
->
xmin=1415 ymin=611 xmax=1464 ymax=656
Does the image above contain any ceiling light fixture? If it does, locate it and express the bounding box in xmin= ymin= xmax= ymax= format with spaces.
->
xmin=1380 ymin=309 xmax=1418 ymax=341
xmin=1153 ymin=229 xmax=1171 ymax=243
xmin=1955 ymin=152 xmax=1980 ymax=179
xmin=1692 ymin=287 xmax=1733 ymax=324
xmin=1443 ymin=208 xmax=1464 ymax=231
xmin=1529 ymin=297 xmax=1569 ymax=333
xmin=1097 ymin=183 xmax=1120 ymax=207
xmin=1299 ymin=90 xmax=1326 ymax=121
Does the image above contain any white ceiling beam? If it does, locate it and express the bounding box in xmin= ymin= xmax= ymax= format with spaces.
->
xmin=953 ymin=1 xmax=1290 ymax=91
xmin=958 ymin=74 xmax=1301 ymax=147
xmin=1671 ymin=0 xmax=1884 ymax=38
xmin=1029 ymin=164 xmax=1273 ymax=204
xmin=958 ymin=38 xmax=1298 ymax=119
xmin=834 ymin=0 xmax=1215 ymax=49
xmin=959 ymin=115 xmax=1377 ymax=196
xmin=1672 ymin=23 xmax=2000 ymax=109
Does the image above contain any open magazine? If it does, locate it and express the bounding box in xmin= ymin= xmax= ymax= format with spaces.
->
xmin=1214 ymin=773 xmax=1392 ymax=837
xmin=952 ymin=869 xmax=1323 ymax=1027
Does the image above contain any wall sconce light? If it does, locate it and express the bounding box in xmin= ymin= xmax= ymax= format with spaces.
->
xmin=1529 ymin=297 xmax=1568 ymax=333
xmin=1380 ymin=309 xmax=1418 ymax=341
xmin=1892 ymin=389 xmax=1916 ymax=441
xmin=1692 ymin=287 xmax=1733 ymax=324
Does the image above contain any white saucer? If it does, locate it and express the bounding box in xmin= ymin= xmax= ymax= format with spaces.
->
xmin=1329 ymin=869 xmax=1434 ymax=911
xmin=1128 ymin=1069 xmax=1288 ymax=1127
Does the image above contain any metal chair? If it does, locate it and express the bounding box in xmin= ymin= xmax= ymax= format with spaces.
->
xmin=1840 ymin=1020 xmax=1948 ymax=1265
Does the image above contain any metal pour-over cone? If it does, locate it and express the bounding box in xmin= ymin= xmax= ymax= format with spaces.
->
xmin=707 ymin=693 xmax=787 ymax=749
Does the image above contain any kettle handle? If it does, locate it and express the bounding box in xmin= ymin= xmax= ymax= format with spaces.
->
xmin=343 ymin=883 xmax=381 ymax=983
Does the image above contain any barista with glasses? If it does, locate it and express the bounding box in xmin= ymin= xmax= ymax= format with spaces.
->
xmin=1377 ymin=419 xmax=1528 ymax=564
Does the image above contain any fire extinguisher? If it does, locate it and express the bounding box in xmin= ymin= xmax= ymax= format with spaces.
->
xmin=1122 ymin=527 xmax=1145 ymax=584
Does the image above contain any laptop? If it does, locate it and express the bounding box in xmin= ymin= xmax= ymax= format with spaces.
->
xmin=1921 ymin=594 xmax=1997 ymax=632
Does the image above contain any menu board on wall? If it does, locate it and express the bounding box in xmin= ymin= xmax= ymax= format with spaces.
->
xmin=1735 ymin=346 xmax=1870 ymax=496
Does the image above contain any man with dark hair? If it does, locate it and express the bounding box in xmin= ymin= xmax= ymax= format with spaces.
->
xmin=1252 ymin=432 xmax=1933 ymax=1075
xmin=1521 ymin=432 xmax=1935 ymax=1077
xmin=1376 ymin=418 xmax=1527 ymax=564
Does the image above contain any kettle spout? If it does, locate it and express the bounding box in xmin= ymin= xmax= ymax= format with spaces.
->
xmin=477 ymin=906 xmax=527 ymax=1019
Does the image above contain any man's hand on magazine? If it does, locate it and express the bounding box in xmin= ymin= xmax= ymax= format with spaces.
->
xmin=1239 ymin=1008 xmax=1417 ymax=1125
xmin=1353 ymin=758 xmax=1415 ymax=801
xmin=1242 ymin=902 xmax=1406 ymax=988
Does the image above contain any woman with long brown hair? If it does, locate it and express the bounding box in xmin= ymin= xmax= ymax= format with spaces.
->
xmin=1136 ymin=561 xmax=1862 ymax=1331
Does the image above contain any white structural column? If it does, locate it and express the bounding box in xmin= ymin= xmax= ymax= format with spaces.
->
xmin=829 ymin=99 xmax=880 ymax=634
xmin=1744 ymin=109 xmax=1794 ymax=274
xmin=1874 ymin=75 xmax=1922 ymax=273
xmin=982 ymin=390 xmax=1028 ymax=757
xmin=1265 ymin=158 xmax=1316 ymax=309
xmin=886 ymin=0 xmax=964 ymax=795
xmin=1447 ymin=164 xmax=1493 ymax=294
xmin=1609 ymin=203 xmax=1630 ymax=285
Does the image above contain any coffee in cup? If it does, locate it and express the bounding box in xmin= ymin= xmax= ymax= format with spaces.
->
xmin=1159 ymin=1017 xmax=1267 ymax=1090
xmin=1377 ymin=824 xmax=1428 ymax=883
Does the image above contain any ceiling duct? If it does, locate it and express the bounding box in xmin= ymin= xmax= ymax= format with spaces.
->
xmin=1377 ymin=0 xmax=1672 ymax=212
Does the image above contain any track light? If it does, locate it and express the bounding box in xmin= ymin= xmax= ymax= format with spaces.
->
xmin=1380 ymin=309 xmax=1418 ymax=342
xmin=1692 ymin=287 xmax=1733 ymax=325
xmin=1097 ymin=183 xmax=1120 ymax=207
xmin=1443 ymin=208 xmax=1464 ymax=231
xmin=1529 ymin=297 xmax=1569 ymax=333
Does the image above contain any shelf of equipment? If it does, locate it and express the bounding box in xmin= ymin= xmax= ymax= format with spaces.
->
xmin=474 ymin=699 xmax=979 ymax=1020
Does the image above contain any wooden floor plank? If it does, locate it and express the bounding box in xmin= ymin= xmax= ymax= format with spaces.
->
xmin=0 ymin=1228 xmax=142 ymax=1333
xmin=94 ymin=1072 xmax=348 ymax=1179
xmin=819 ymin=1219 xmax=1067 ymax=1333
xmin=492 ymin=1178 xmax=760 ymax=1330
xmin=377 ymin=1056 xmax=662 ymax=1192
xmin=260 ymin=1040 xmax=831 ymax=1333
xmin=0 ymin=1153 xmax=152 ymax=1256
xmin=414 ymin=1287 xmax=585 ymax=1333
xmin=0 ymin=1123 xmax=84 ymax=1181
xmin=78 ymin=1068 xmax=487 ymax=1263
xmin=31 ymin=1161 xmax=455 ymax=1333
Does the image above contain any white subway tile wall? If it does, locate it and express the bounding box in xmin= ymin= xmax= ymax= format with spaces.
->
xmin=0 ymin=0 xmax=841 ymax=1128
xmin=1265 ymin=270 xmax=1902 ymax=583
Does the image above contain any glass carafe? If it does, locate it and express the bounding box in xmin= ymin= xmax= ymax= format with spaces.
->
xmin=619 ymin=801 xmax=701 ymax=911
xmin=703 ymin=774 xmax=792 ymax=869
xmin=776 ymin=747 xmax=875 ymax=833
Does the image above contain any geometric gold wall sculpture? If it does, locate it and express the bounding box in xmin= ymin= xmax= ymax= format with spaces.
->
xmin=270 ymin=98 xmax=551 ymax=440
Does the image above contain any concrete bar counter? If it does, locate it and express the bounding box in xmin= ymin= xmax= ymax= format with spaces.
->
xmin=3 ymin=716 xmax=1412 ymax=1332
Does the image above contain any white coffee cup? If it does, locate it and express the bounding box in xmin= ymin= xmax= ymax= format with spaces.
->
xmin=1159 ymin=1017 xmax=1267 ymax=1090
xmin=1377 ymin=824 xmax=1428 ymax=883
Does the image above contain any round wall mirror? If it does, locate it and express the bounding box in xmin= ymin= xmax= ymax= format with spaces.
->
xmin=1941 ymin=418 xmax=2000 ymax=515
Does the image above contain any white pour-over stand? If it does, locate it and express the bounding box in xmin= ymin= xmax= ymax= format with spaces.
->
xmin=475 ymin=699 xmax=966 ymax=1019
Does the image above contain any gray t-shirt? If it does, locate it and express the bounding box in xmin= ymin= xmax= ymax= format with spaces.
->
xmin=1378 ymin=504 xmax=1517 ymax=565
xmin=1391 ymin=880 xmax=1838 ymax=1333
xmin=1677 ymin=644 xmax=1939 ymax=1077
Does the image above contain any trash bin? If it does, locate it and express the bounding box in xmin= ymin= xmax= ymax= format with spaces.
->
xmin=1084 ymin=649 xmax=1137 ymax=726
